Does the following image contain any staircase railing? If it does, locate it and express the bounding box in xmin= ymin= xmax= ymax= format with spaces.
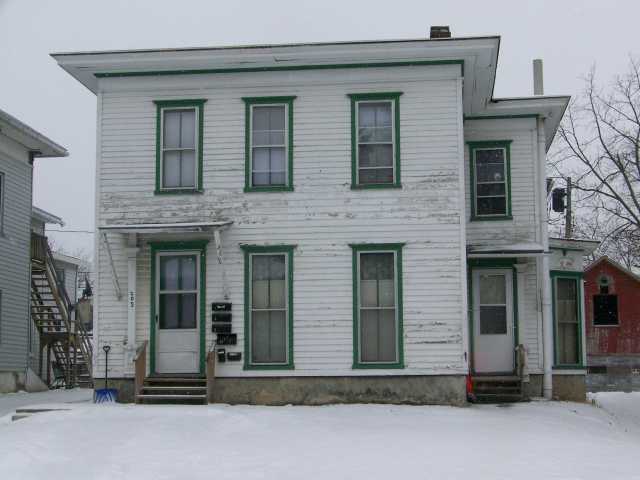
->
xmin=31 ymin=233 xmax=94 ymax=384
xmin=134 ymin=341 xmax=148 ymax=404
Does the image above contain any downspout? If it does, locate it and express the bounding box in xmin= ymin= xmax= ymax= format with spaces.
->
xmin=538 ymin=116 xmax=553 ymax=399
xmin=533 ymin=59 xmax=553 ymax=399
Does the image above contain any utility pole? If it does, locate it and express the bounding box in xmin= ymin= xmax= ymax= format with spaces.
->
xmin=565 ymin=177 xmax=572 ymax=238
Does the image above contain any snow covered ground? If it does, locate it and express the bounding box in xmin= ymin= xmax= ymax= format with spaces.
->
xmin=0 ymin=388 xmax=92 ymax=418
xmin=0 ymin=393 xmax=639 ymax=479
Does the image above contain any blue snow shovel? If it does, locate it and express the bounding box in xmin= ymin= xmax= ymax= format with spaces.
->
xmin=94 ymin=345 xmax=118 ymax=403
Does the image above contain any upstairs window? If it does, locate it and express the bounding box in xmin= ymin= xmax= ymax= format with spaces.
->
xmin=243 ymin=96 xmax=295 ymax=192
xmin=468 ymin=141 xmax=512 ymax=220
xmin=154 ymin=99 xmax=206 ymax=193
xmin=349 ymin=92 xmax=402 ymax=189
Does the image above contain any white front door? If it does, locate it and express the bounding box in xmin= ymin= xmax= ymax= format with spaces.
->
xmin=156 ymin=252 xmax=200 ymax=374
xmin=472 ymin=269 xmax=514 ymax=374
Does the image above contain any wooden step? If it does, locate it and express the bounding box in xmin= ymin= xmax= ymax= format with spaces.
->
xmin=473 ymin=393 xmax=523 ymax=404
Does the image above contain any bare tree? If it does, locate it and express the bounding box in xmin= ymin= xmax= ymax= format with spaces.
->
xmin=551 ymin=58 xmax=640 ymax=268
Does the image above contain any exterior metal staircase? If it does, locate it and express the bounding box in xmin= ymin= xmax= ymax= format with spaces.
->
xmin=30 ymin=233 xmax=93 ymax=388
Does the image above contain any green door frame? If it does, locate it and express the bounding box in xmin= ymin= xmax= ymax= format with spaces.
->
xmin=467 ymin=258 xmax=519 ymax=375
xmin=149 ymin=240 xmax=208 ymax=375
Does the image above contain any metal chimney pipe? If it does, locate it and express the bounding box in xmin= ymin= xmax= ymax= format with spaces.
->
xmin=533 ymin=59 xmax=544 ymax=95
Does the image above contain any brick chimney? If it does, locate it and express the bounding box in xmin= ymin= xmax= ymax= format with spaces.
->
xmin=430 ymin=26 xmax=451 ymax=39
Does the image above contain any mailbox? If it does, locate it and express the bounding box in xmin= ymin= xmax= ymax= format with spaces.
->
xmin=217 ymin=348 xmax=226 ymax=363
xmin=227 ymin=352 xmax=242 ymax=362
xmin=211 ymin=302 xmax=232 ymax=333
xmin=216 ymin=333 xmax=237 ymax=346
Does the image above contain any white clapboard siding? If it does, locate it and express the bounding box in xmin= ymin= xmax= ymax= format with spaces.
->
xmin=95 ymin=64 xmax=469 ymax=378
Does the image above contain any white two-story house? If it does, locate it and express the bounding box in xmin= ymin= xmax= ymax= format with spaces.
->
xmin=54 ymin=27 xmax=591 ymax=404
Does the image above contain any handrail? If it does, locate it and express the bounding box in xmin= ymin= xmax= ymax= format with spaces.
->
xmin=134 ymin=341 xmax=148 ymax=403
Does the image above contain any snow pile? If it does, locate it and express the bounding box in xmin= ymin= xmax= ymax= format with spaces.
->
xmin=589 ymin=391 xmax=640 ymax=435
xmin=0 ymin=388 xmax=92 ymax=419
xmin=0 ymin=397 xmax=638 ymax=479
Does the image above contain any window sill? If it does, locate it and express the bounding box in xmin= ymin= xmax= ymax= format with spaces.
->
xmin=352 ymin=362 xmax=405 ymax=370
xmin=553 ymin=365 xmax=586 ymax=370
xmin=154 ymin=189 xmax=204 ymax=195
xmin=593 ymin=324 xmax=619 ymax=328
xmin=470 ymin=215 xmax=513 ymax=222
xmin=244 ymin=186 xmax=294 ymax=193
xmin=351 ymin=183 xmax=402 ymax=190
xmin=243 ymin=363 xmax=295 ymax=371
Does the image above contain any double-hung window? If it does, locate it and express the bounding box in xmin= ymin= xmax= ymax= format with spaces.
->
xmin=243 ymin=96 xmax=295 ymax=192
xmin=552 ymin=273 xmax=583 ymax=367
xmin=243 ymin=245 xmax=295 ymax=369
xmin=349 ymin=93 xmax=402 ymax=188
xmin=154 ymin=99 xmax=206 ymax=193
xmin=352 ymin=243 xmax=404 ymax=368
xmin=468 ymin=141 xmax=512 ymax=219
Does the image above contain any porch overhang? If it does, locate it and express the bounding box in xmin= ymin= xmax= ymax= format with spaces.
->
xmin=98 ymin=220 xmax=233 ymax=235
xmin=467 ymin=242 xmax=547 ymax=259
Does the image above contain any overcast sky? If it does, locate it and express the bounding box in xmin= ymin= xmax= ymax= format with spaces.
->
xmin=1 ymin=0 xmax=638 ymax=259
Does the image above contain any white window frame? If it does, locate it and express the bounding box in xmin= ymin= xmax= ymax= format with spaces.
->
xmin=355 ymin=100 xmax=397 ymax=185
xmin=159 ymin=106 xmax=199 ymax=191
xmin=356 ymin=249 xmax=400 ymax=365
xmin=249 ymin=103 xmax=289 ymax=188
xmin=473 ymin=147 xmax=508 ymax=217
xmin=248 ymin=251 xmax=290 ymax=366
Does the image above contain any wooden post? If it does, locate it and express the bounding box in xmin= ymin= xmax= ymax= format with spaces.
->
xmin=206 ymin=350 xmax=216 ymax=404
xmin=46 ymin=345 xmax=51 ymax=386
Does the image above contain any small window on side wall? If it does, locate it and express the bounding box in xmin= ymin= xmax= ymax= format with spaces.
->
xmin=593 ymin=295 xmax=618 ymax=326
xmin=243 ymin=96 xmax=295 ymax=192
xmin=154 ymin=99 xmax=206 ymax=194
xmin=349 ymin=92 xmax=402 ymax=189
xmin=468 ymin=141 xmax=512 ymax=220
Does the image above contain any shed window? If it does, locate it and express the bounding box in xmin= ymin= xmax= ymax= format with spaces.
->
xmin=593 ymin=295 xmax=618 ymax=326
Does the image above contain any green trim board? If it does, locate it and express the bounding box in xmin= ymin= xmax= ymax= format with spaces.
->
xmin=149 ymin=240 xmax=209 ymax=375
xmin=154 ymin=99 xmax=207 ymax=195
xmin=241 ymin=244 xmax=296 ymax=370
xmin=350 ymin=243 xmax=405 ymax=369
xmin=466 ymin=258 xmax=519 ymax=375
xmin=349 ymin=92 xmax=402 ymax=189
xmin=550 ymin=270 xmax=584 ymax=368
xmin=242 ymin=96 xmax=296 ymax=192
xmin=95 ymin=59 xmax=465 ymax=79
xmin=467 ymin=140 xmax=513 ymax=221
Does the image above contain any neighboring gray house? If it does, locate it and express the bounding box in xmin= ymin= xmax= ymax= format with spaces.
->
xmin=0 ymin=108 xmax=67 ymax=393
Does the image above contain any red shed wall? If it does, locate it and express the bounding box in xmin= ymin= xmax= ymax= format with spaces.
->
xmin=585 ymin=261 xmax=640 ymax=356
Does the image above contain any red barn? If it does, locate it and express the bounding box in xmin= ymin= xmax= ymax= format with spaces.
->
xmin=585 ymin=256 xmax=640 ymax=391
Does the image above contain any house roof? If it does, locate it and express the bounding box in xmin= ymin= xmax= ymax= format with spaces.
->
xmin=32 ymin=206 xmax=64 ymax=226
xmin=51 ymin=35 xmax=568 ymax=150
xmin=52 ymin=251 xmax=83 ymax=267
xmin=0 ymin=108 xmax=68 ymax=158
xmin=549 ymin=237 xmax=600 ymax=255
xmin=585 ymin=256 xmax=640 ymax=284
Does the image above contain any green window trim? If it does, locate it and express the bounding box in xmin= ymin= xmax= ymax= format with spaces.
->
xmin=350 ymin=243 xmax=405 ymax=369
xmin=550 ymin=270 xmax=584 ymax=369
xmin=149 ymin=240 xmax=208 ymax=375
xmin=466 ymin=258 xmax=519 ymax=375
xmin=467 ymin=140 xmax=513 ymax=221
xmin=349 ymin=92 xmax=402 ymax=189
xmin=154 ymin=99 xmax=207 ymax=195
xmin=242 ymin=244 xmax=295 ymax=370
xmin=243 ymin=96 xmax=296 ymax=192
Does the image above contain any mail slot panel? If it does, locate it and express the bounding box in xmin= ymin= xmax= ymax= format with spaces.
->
xmin=212 ymin=302 xmax=232 ymax=312
xmin=212 ymin=312 xmax=232 ymax=323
